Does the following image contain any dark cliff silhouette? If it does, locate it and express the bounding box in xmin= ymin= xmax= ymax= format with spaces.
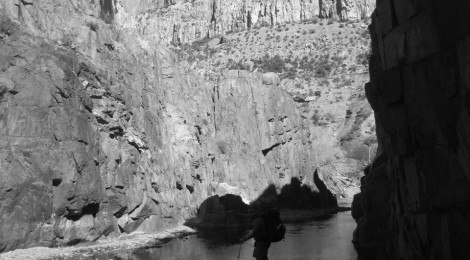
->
xmin=188 ymin=170 xmax=338 ymax=231
xmin=358 ymin=0 xmax=470 ymax=258
xmin=277 ymin=171 xmax=338 ymax=209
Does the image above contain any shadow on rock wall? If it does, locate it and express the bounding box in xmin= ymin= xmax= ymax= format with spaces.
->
xmin=190 ymin=171 xmax=337 ymax=230
xmin=188 ymin=194 xmax=251 ymax=230
xmin=277 ymin=171 xmax=338 ymax=209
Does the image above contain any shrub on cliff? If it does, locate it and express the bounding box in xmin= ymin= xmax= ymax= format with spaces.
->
xmin=341 ymin=77 xmax=354 ymax=87
xmin=252 ymin=54 xmax=286 ymax=74
xmin=311 ymin=112 xmax=321 ymax=125
xmin=319 ymin=79 xmax=330 ymax=87
xmin=356 ymin=51 xmax=370 ymax=66
xmin=227 ymin=58 xmax=249 ymax=70
xmin=360 ymin=29 xmax=369 ymax=39
xmin=314 ymin=54 xmax=333 ymax=78
xmin=299 ymin=56 xmax=315 ymax=71
xmin=346 ymin=145 xmax=369 ymax=163
xmin=283 ymin=67 xmax=298 ymax=79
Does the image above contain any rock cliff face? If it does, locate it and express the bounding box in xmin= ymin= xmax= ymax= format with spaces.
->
xmin=171 ymin=18 xmax=375 ymax=204
xmin=120 ymin=0 xmax=374 ymax=45
xmin=354 ymin=0 xmax=470 ymax=259
xmin=0 ymin=0 xmax=331 ymax=252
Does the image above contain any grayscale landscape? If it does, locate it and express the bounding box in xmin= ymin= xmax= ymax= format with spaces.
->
xmin=1 ymin=0 xmax=470 ymax=259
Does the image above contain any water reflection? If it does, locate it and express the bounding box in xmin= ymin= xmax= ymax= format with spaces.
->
xmin=76 ymin=212 xmax=357 ymax=260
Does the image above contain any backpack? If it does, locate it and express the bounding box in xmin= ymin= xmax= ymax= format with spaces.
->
xmin=263 ymin=214 xmax=286 ymax=243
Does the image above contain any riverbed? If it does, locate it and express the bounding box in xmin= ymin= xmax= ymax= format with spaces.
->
xmin=74 ymin=211 xmax=357 ymax=260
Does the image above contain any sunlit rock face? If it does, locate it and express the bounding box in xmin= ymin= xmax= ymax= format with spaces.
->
xmin=319 ymin=0 xmax=374 ymax=20
xmin=354 ymin=0 xmax=470 ymax=259
xmin=119 ymin=0 xmax=374 ymax=45
xmin=0 ymin=0 xmax=335 ymax=252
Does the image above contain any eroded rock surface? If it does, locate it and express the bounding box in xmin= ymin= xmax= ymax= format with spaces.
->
xmin=354 ymin=0 xmax=470 ymax=259
xmin=119 ymin=0 xmax=374 ymax=45
xmin=0 ymin=0 xmax=336 ymax=252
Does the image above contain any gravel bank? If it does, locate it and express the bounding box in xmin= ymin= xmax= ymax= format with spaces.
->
xmin=0 ymin=226 xmax=196 ymax=260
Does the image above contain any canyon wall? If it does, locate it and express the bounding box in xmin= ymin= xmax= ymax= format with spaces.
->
xmin=0 ymin=0 xmax=333 ymax=252
xmin=118 ymin=0 xmax=374 ymax=45
xmin=354 ymin=0 xmax=470 ymax=259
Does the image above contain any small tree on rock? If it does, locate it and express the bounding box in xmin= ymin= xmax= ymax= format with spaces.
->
xmin=363 ymin=135 xmax=378 ymax=164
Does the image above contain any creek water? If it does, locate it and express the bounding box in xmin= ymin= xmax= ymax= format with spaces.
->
xmin=81 ymin=211 xmax=357 ymax=260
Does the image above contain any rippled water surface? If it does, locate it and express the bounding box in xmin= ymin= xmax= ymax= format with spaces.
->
xmin=89 ymin=211 xmax=357 ymax=260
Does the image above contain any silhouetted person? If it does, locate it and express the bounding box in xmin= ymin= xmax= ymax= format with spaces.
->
xmin=240 ymin=208 xmax=284 ymax=260
xmin=240 ymin=210 xmax=270 ymax=260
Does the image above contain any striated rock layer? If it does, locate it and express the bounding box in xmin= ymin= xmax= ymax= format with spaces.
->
xmin=353 ymin=0 xmax=470 ymax=259
xmin=0 ymin=0 xmax=334 ymax=252
xmin=119 ymin=0 xmax=374 ymax=45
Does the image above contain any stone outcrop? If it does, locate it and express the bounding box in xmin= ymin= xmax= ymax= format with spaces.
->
xmin=317 ymin=158 xmax=364 ymax=201
xmin=320 ymin=0 xmax=374 ymax=20
xmin=119 ymin=0 xmax=374 ymax=45
xmin=354 ymin=0 xmax=470 ymax=259
xmin=0 ymin=0 xmax=336 ymax=252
